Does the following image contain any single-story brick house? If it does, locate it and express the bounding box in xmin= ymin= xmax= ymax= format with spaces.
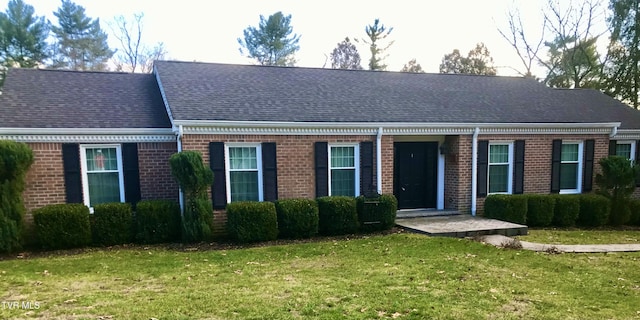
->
xmin=3 ymin=60 xmax=640 ymax=234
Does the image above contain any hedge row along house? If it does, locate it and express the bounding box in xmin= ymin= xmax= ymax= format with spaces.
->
xmin=2 ymin=60 xmax=640 ymax=235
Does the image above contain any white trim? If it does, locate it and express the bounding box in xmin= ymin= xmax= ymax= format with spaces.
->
xmin=376 ymin=127 xmax=383 ymax=194
xmin=224 ymin=143 xmax=264 ymax=203
xmin=153 ymin=65 xmax=176 ymax=129
xmin=437 ymin=147 xmax=445 ymax=210
xmin=613 ymin=129 xmax=640 ymax=140
xmin=79 ymin=144 xmax=125 ymax=210
xmin=613 ymin=140 xmax=636 ymax=162
xmin=487 ymin=141 xmax=514 ymax=195
xmin=559 ymin=141 xmax=584 ymax=194
xmin=328 ymin=143 xmax=360 ymax=197
xmin=471 ymin=127 xmax=480 ymax=216
xmin=0 ymin=127 xmax=175 ymax=143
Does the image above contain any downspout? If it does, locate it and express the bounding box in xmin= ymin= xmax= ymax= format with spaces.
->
xmin=177 ymin=125 xmax=184 ymax=214
xmin=376 ymin=127 xmax=383 ymax=194
xmin=610 ymin=126 xmax=618 ymax=138
xmin=471 ymin=127 xmax=480 ymax=216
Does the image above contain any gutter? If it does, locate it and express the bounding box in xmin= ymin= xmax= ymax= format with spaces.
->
xmin=376 ymin=127 xmax=383 ymax=194
xmin=610 ymin=126 xmax=618 ymax=138
xmin=471 ymin=127 xmax=480 ymax=216
xmin=176 ymin=124 xmax=185 ymax=214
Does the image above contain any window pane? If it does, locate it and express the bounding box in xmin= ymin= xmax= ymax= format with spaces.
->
xmin=616 ymin=143 xmax=632 ymax=159
xmin=229 ymin=147 xmax=257 ymax=170
xmin=561 ymin=144 xmax=579 ymax=162
xmin=88 ymin=172 xmax=121 ymax=206
xmin=488 ymin=164 xmax=508 ymax=193
xmin=331 ymin=169 xmax=355 ymax=196
xmin=489 ymin=145 xmax=509 ymax=163
xmin=331 ymin=147 xmax=355 ymax=168
xmin=86 ymin=148 xmax=118 ymax=171
xmin=560 ymin=163 xmax=578 ymax=190
xmin=230 ymin=171 xmax=259 ymax=201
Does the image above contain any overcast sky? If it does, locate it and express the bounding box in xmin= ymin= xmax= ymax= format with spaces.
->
xmin=2 ymin=0 xmax=609 ymax=76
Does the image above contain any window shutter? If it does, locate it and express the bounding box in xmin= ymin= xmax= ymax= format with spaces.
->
xmin=122 ymin=143 xmax=141 ymax=207
xmin=62 ymin=143 xmax=83 ymax=203
xmin=315 ymin=142 xmax=329 ymax=197
xmin=261 ymin=142 xmax=278 ymax=201
xmin=550 ymin=139 xmax=562 ymax=193
xmin=360 ymin=141 xmax=374 ymax=196
xmin=477 ymin=140 xmax=489 ymax=197
xmin=635 ymin=140 xmax=640 ymax=187
xmin=209 ymin=142 xmax=227 ymax=209
xmin=514 ymin=140 xmax=525 ymax=194
xmin=608 ymin=140 xmax=617 ymax=156
xmin=583 ymin=139 xmax=595 ymax=192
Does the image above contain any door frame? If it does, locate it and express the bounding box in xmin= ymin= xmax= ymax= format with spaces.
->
xmin=393 ymin=141 xmax=445 ymax=210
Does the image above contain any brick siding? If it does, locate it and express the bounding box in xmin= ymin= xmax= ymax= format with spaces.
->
xmin=138 ymin=142 xmax=179 ymax=201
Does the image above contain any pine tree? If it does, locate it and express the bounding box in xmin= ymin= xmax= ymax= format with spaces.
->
xmin=607 ymin=0 xmax=640 ymax=108
xmin=238 ymin=11 xmax=300 ymax=66
xmin=359 ymin=19 xmax=393 ymax=71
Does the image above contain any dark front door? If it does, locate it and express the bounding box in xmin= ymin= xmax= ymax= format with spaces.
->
xmin=394 ymin=142 xmax=438 ymax=209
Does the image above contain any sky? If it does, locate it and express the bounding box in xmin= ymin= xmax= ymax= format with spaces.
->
xmin=1 ymin=0 xmax=609 ymax=77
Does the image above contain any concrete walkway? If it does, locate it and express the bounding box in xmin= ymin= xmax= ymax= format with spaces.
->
xmin=480 ymin=234 xmax=640 ymax=253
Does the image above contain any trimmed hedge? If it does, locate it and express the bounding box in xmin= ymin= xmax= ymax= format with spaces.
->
xmin=483 ymin=194 xmax=527 ymax=224
xmin=33 ymin=204 xmax=91 ymax=250
xmin=576 ymin=194 xmax=610 ymax=227
xmin=227 ymin=201 xmax=278 ymax=243
xmin=525 ymin=194 xmax=555 ymax=227
xmin=135 ymin=200 xmax=181 ymax=244
xmin=316 ymin=196 xmax=359 ymax=236
xmin=92 ymin=203 xmax=133 ymax=246
xmin=356 ymin=194 xmax=398 ymax=232
xmin=275 ymin=199 xmax=319 ymax=239
xmin=551 ymin=195 xmax=580 ymax=227
xmin=629 ymin=199 xmax=640 ymax=226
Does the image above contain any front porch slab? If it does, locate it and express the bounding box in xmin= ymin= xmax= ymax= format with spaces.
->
xmin=396 ymin=215 xmax=528 ymax=238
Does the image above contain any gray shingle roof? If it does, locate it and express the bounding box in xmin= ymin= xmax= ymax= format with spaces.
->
xmin=154 ymin=60 xmax=640 ymax=129
xmin=0 ymin=68 xmax=170 ymax=129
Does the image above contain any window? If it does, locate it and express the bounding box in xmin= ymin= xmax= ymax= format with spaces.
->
xmin=80 ymin=145 xmax=124 ymax=208
xmin=488 ymin=143 xmax=513 ymax=194
xmin=226 ymin=144 xmax=263 ymax=202
xmin=329 ymin=145 xmax=359 ymax=196
xmin=560 ymin=142 xmax=583 ymax=193
xmin=615 ymin=141 xmax=636 ymax=161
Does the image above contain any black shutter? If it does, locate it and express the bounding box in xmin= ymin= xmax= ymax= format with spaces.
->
xmin=62 ymin=143 xmax=82 ymax=203
xmin=609 ymin=140 xmax=617 ymax=156
xmin=360 ymin=141 xmax=374 ymax=196
xmin=209 ymin=142 xmax=227 ymax=209
xmin=122 ymin=143 xmax=141 ymax=207
xmin=551 ymin=139 xmax=562 ymax=193
xmin=514 ymin=140 xmax=525 ymax=194
xmin=583 ymin=139 xmax=595 ymax=192
xmin=635 ymin=141 xmax=640 ymax=187
xmin=261 ymin=142 xmax=278 ymax=201
xmin=315 ymin=142 xmax=329 ymax=197
xmin=477 ymin=140 xmax=489 ymax=197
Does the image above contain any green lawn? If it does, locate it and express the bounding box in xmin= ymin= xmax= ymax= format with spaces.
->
xmin=518 ymin=229 xmax=640 ymax=245
xmin=1 ymin=233 xmax=639 ymax=319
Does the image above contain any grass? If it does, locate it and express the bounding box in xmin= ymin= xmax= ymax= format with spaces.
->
xmin=517 ymin=229 xmax=640 ymax=245
xmin=0 ymin=233 xmax=639 ymax=319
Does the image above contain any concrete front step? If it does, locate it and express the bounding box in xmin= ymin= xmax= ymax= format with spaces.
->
xmin=396 ymin=209 xmax=461 ymax=219
xmin=395 ymin=214 xmax=528 ymax=238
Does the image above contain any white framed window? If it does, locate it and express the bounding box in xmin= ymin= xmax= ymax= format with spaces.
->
xmin=80 ymin=144 xmax=125 ymax=208
xmin=615 ymin=141 xmax=636 ymax=162
xmin=328 ymin=144 xmax=360 ymax=197
xmin=488 ymin=142 xmax=514 ymax=194
xmin=559 ymin=141 xmax=583 ymax=194
xmin=225 ymin=144 xmax=263 ymax=203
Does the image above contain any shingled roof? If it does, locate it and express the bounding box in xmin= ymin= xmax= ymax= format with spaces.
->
xmin=0 ymin=68 xmax=170 ymax=129
xmin=154 ymin=60 xmax=640 ymax=129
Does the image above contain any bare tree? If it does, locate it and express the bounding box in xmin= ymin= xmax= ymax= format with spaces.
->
xmin=497 ymin=7 xmax=547 ymax=77
xmin=110 ymin=13 xmax=167 ymax=73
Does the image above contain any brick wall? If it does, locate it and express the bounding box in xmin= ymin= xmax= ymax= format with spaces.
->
xmin=23 ymin=143 xmax=67 ymax=215
xmin=138 ymin=142 xmax=179 ymax=201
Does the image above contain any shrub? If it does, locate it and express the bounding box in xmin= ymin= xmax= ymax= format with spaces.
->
xmin=275 ymin=199 xmax=318 ymax=239
xmin=483 ymin=194 xmax=527 ymax=224
xmin=629 ymin=199 xmax=640 ymax=226
xmin=551 ymin=195 xmax=580 ymax=227
xmin=226 ymin=201 xmax=278 ymax=243
xmin=0 ymin=141 xmax=34 ymax=253
xmin=356 ymin=194 xmax=398 ymax=232
xmin=595 ymin=155 xmax=637 ymax=226
xmin=525 ymin=194 xmax=555 ymax=227
xmin=316 ymin=196 xmax=359 ymax=236
xmin=135 ymin=200 xmax=181 ymax=244
xmin=576 ymin=194 xmax=610 ymax=227
xmin=92 ymin=203 xmax=133 ymax=246
xmin=33 ymin=204 xmax=91 ymax=250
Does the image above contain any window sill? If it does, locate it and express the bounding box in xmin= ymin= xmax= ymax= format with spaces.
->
xmin=559 ymin=189 xmax=580 ymax=195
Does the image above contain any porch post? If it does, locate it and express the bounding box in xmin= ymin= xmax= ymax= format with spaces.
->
xmin=376 ymin=127 xmax=383 ymax=194
xmin=471 ymin=127 xmax=480 ymax=216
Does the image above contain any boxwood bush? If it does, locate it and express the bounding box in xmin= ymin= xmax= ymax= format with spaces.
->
xmin=226 ymin=201 xmax=278 ymax=243
xmin=274 ymin=199 xmax=319 ymax=239
xmin=629 ymin=199 xmax=640 ymax=226
xmin=551 ymin=195 xmax=580 ymax=227
xmin=316 ymin=196 xmax=359 ymax=236
xmin=92 ymin=203 xmax=133 ymax=246
xmin=33 ymin=204 xmax=91 ymax=250
xmin=576 ymin=194 xmax=610 ymax=227
xmin=525 ymin=194 xmax=555 ymax=227
xmin=483 ymin=194 xmax=527 ymax=224
xmin=356 ymin=194 xmax=398 ymax=232
xmin=135 ymin=199 xmax=181 ymax=244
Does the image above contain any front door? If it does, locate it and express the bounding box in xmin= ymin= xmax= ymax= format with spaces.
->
xmin=394 ymin=142 xmax=438 ymax=209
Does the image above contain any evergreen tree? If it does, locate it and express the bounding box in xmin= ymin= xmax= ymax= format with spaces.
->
xmin=329 ymin=37 xmax=362 ymax=70
xmin=238 ymin=11 xmax=300 ymax=66
xmin=607 ymin=0 xmax=640 ymax=108
xmin=440 ymin=43 xmax=496 ymax=75
xmin=544 ymin=36 xmax=601 ymax=88
xmin=50 ymin=0 xmax=113 ymax=71
xmin=401 ymin=58 xmax=424 ymax=73
xmin=359 ymin=19 xmax=393 ymax=71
